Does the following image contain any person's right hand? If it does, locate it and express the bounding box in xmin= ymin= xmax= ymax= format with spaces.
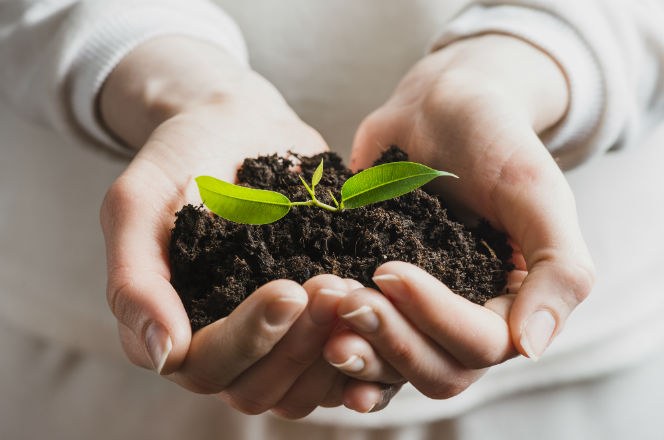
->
xmin=99 ymin=37 xmax=395 ymax=418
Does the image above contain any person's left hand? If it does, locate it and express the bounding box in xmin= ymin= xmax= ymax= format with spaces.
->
xmin=323 ymin=35 xmax=594 ymax=403
xmin=324 ymin=262 xmax=524 ymax=401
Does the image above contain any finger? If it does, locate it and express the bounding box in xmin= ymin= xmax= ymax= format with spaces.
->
xmin=490 ymin=131 xmax=595 ymax=360
xmin=272 ymin=358 xmax=341 ymax=419
xmin=319 ymin=371 xmax=349 ymax=408
xmin=508 ymin=239 xmax=527 ymax=271
xmin=101 ymin=173 xmax=192 ymax=374
xmin=324 ymin=329 xmax=403 ymax=383
xmin=504 ymin=269 xmax=528 ymax=295
xmin=220 ymin=275 xmax=349 ymax=414
xmin=342 ymin=380 xmax=404 ymax=413
xmin=344 ymin=278 xmax=365 ymax=290
xmin=306 ymin=275 xmax=354 ymax=325
xmin=173 ymin=279 xmax=307 ymax=394
xmin=511 ymin=259 xmax=594 ymax=361
xmin=337 ymin=288 xmax=485 ymax=399
xmin=372 ymin=262 xmax=515 ymax=369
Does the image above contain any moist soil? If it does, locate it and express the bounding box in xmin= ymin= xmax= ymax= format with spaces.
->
xmin=170 ymin=147 xmax=513 ymax=331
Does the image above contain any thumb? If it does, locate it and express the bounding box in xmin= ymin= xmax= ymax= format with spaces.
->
xmin=101 ymin=173 xmax=192 ymax=374
xmin=511 ymin=255 xmax=594 ymax=361
xmin=491 ymin=137 xmax=595 ymax=361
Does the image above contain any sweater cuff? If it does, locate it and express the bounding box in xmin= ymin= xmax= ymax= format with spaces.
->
xmin=431 ymin=4 xmax=604 ymax=169
xmin=68 ymin=3 xmax=248 ymax=157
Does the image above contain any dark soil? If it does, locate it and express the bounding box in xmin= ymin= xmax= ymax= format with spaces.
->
xmin=170 ymin=147 xmax=513 ymax=331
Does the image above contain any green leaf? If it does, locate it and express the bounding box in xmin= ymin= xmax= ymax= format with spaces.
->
xmin=340 ymin=161 xmax=457 ymax=209
xmin=299 ymin=175 xmax=315 ymax=197
xmin=196 ymin=176 xmax=291 ymax=225
xmin=311 ymin=159 xmax=324 ymax=188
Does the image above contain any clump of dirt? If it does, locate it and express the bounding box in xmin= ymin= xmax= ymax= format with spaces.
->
xmin=170 ymin=147 xmax=513 ymax=330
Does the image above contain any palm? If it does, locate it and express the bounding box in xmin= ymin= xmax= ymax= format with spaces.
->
xmin=349 ymin=51 xmax=594 ymax=362
xmin=102 ymin=101 xmax=327 ymax=379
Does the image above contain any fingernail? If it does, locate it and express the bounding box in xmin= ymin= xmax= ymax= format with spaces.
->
xmin=341 ymin=305 xmax=379 ymax=333
xmin=310 ymin=289 xmax=347 ymax=325
xmin=520 ymin=310 xmax=556 ymax=361
xmin=265 ymin=295 xmax=307 ymax=326
xmin=330 ymin=354 xmax=365 ymax=373
xmin=372 ymin=274 xmax=409 ymax=302
xmin=145 ymin=322 xmax=172 ymax=374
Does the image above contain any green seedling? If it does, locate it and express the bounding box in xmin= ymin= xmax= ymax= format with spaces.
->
xmin=195 ymin=159 xmax=457 ymax=225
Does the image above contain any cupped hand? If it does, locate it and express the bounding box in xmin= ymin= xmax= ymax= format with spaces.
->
xmin=99 ymin=37 xmax=394 ymax=417
xmin=326 ymin=35 xmax=595 ymax=399
xmin=324 ymin=262 xmax=524 ymax=400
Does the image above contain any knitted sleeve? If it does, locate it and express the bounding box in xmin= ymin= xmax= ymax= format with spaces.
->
xmin=0 ymin=0 xmax=248 ymax=154
xmin=435 ymin=1 xmax=664 ymax=169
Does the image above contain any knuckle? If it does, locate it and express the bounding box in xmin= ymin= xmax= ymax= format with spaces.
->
xmin=557 ymin=260 xmax=596 ymax=305
xmin=100 ymin=178 xmax=137 ymax=226
xmin=573 ymin=266 xmax=596 ymax=304
xmin=235 ymin=318 xmax=285 ymax=362
xmin=106 ymin=276 xmax=138 ymax=325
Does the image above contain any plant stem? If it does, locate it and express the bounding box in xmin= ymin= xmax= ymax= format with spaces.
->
xmin=328 ymin=190 xmax=340 ymax=208
xmin=291 ymin=198 xmax=340 ymax=212
xmin=294 ymin=170 xmax=341 ymax=212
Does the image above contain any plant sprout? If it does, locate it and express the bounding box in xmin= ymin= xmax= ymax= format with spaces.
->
xmin=195 ymin=159 xmax=457 ymax=225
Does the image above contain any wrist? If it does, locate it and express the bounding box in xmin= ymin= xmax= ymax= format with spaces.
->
xmin=99 ymin=36 xmax=281 ymax=149
xmin=431 ymin=34 xmax=569 ymax=133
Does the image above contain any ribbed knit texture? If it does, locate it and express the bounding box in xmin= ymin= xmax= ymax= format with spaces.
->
xmin=0 ymin=0 xmax=247 ymax=155
xmin=432 ymin=4 xmax=604 ymax=169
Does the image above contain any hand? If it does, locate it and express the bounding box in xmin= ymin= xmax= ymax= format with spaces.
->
xmin=325 ymin=35 xmax=595 ymax=399
xmin=99 ymin=37 xmax=375 ymax=417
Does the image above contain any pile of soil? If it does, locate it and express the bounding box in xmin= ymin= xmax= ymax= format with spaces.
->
xmin=170 ymin=147 xmax=513 ymax=331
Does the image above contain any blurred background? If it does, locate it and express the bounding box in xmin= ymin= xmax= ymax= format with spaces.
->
xmin=2 ymin=1 xmax=664 ymax=439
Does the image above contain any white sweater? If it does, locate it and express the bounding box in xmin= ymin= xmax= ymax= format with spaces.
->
xmin=1 ymin=0 xmax=664 ymax=427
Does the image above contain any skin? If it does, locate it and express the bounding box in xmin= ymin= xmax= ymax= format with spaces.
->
xmin=100 ymin=36 xmax=389 ymax=417
xmin=99 ymin=34 xmax=595 ymax=416
xmin=324 ymin=35 xmax=595 ymax=398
